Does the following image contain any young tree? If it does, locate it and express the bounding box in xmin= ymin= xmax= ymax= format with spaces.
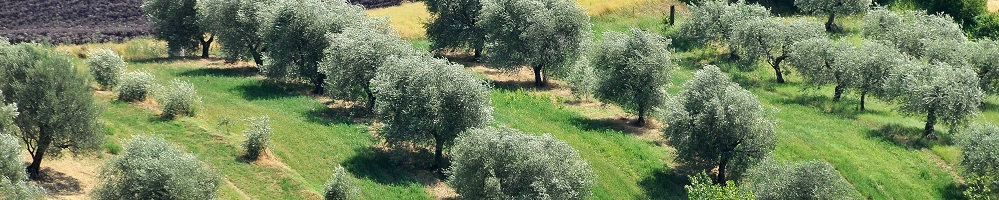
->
xmin=731 ymin=17 xmax=824 ymax=83
xmin=371 ymin=55 xmax=493 ymax=168
xmin=155 ymin=79 xmax=202 ymax=119
xmin=0 ymin=44 xmax=104 ymax=179
xmin=197 ymin=0 xmax=272 ymax=65
xmin=959 ymin=123 xmax=999 ymax=198
xmin=836 ymin=40 xmax=907 ymax=110
xmin=448 ymin=127 xmax=594 ymax=199
xmin=242 ymin=116 xmax=272 ymax=161
xmin=594 ymin=29 xmax=674 ymax=126
xmin=789 ymin=37 xmax=853 ymax=101
xmin=142 ymin=0 xmax=212 ymax=58
xmin=324 ymin=165 xmax=359 ymax=200
xmin=685 ymin=172 xmax=755 ymax=200
xmin=92 ymin=135 xmax=221 ymax=200
xmin=260 ymin=0 xmax=368 ymax=94
xmin=319 ymin=22 xmax=413 ymax=109
xmin=478 ymin=0 xmax=591 ymax=87
xmin=85 ymin=49 xmax=127 ymax=90
xmin=743 ymin=159 xmax=860 ymax=200
xmin=862 ymin=7 xmax=967 ymax=58
xmin=794 ymin=0 xmax=872 ymax=32
xmin=881 ymin=61 xmax=983 ymax=138
xmin=664 ymin=65 xmax=777 ymax=184
xmin=425 ymin=0 xmax=485 ymax=58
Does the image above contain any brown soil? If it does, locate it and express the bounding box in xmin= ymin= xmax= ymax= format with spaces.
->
xmin=25 ymin=156 xmax=102 ymax=200
xmin=990 ymin=0 xmax=999 ymax=12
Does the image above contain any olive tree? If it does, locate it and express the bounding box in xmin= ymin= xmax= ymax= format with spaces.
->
xmin=85 ymin=49 xmax=127 ymax=90
xmin=789 ymin=37 xmax=853 ymax=101
xmin=663 ymin=65 xmax=777 ymax=184
xmin=881 ymin=61 xmax=982 ymax=138
xmin=794 ymin=0 xmax=871 ymax=32
xmin=959 ymin=123 xmax=999 ymax=198
xmin=862 ymin=7 xmax=966 ymax=58
xmin=836 ymin=40 xmax=907 ymax=111
xmin=731 ymin=17 xmax=824 ymax=83
xmin=478 ymin=0 xmax=591 ymax=87
xmin=966 ymin=39 xmax=999 ymax=95
xmin=371 ymin=55 xmax=493 ymax=168
xmin=242 ymin=116 xmax=272 ymax=161
xmin=197 ymin=0 xmax=272 ymax=65
xmin=680 ymin=0 xmax=770 ymax=58
xmin=92 ymin=135 xmax=221 ymax=200
xmin=260 ymin=0 xmax=368 ymax=94
xmin=686 ymin=172 xmax=754 ymax=200
xmin=448 ymin=127 xmax=594 ymax=199
xmin=594 ymin=29 xmax=674 ymax=126
xmin=425 ymin=0 xmax=485 ymax=58
xmin=0 ymin=43 xmax=104 ymax=179
xmin=142 ymin=0 xmax=212 ymax=58
xmin=0 ymin=98 xmax=44 ymax=200
xmin=319 ymin=23 xmax=413 ymax=109
xmin=743 ymin=159 xmax=860 ymax=200
xmin=324 ymin=165 xmax=359 ymax=200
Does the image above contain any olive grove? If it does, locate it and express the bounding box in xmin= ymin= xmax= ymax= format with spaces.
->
xmin=731 ymin=17 xmax=824 ymax=83
xmin=197 ymin=0 xmax=272 ymax=65
xmin=881 ymin=61 xmax=982 ymax=138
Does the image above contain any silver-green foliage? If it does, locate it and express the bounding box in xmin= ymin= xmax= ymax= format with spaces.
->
xmin=323 ymin=165 xmax=359 ymax=200
xmin=371 ymin=55 xmax=493 ymax=166
xmin=731 ymin=17 xmax=824 ymax=83
xmin=922 ymin=39 xmax=999 ymax=95
xmin=685 ymin=172 xmax=754 ymax=200
xmin=794 ymin=0 xmax=871 ymax=31
xmin=259 ymin=0 xmax=367 ymax=93
xmin=862 ymin=7 xmax=966 ymax=58
xmin=743 ymin=159 xmax=860 ymax=200
xmin=834 ymin=40 xmax=907 ymax=110
xmin=141 ymin=0 xmax=203 ymax=56
xmin=155 ymin=79 xmax=201 ymax=119
xmin=663 ymin=65 xmax=777 ymax=183
xmin=448 ymin=127 xmax=594 ymax=199
xmin=0 ymin=98 xmax=44 ymax=199
xmin=85 ymin=49 xmax=127 ymax=90
xmin=92 ymin=135 xmax=221 ymax=200
xmin=594 ymin=29 xmax=673 ymax=126
xmin=425 ymin=0 xmax=485 ymax=56
xmin=0 ymin=43 xmax=104 ymax=178
xmin=242 ymin=116 xmax=272 ymax=160
xmin=881 ymin=61 xmax=982 ymax=137
xmin=478 ymin=0 xmax=592 ymax=87
xmin=680 ymin=0 xmax=770 ymax=44
xmin=789 ymin=37 xmax=853 ymax=100
xmin=197 ymin=0 xmax=271 ymax=64
xmin=960 ymin=123 xmax=999 ymax=198
xmin=319 ymin=22 xmax=413 ymax=107
xmin=116 ymin=71 xmax=155 ymax=102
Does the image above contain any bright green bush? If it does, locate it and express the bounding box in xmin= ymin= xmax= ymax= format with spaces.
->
xmin=155 ymin=79 xmax=201 ymax=119
xmin=323 ymin=165 xmax=359 ymax=200
xmin=242 ymin=116 xmax=272 ymax=160
xmin=86 ymin=48 xmax=127 ymax=90
xmin=685 ymin=172 xmax=753 ymax=200
xmin=448 ymin=127 xmax=595 ymax=199
xmin=92 ymin=135 xmax=221 ymax=200
xmin=116 ymin=71 xmax=155 ymax=102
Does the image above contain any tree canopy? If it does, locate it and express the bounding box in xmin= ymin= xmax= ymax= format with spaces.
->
xmin=835 ymin=39 xmax=907 ymax=110
xmin=959 ymin=123 xmax=999 ymax=198
xmin=862 ymin=7 xmax=967 ymax=58
xmin=743 ymin=159 xmax=860 ymax=200
xmin=731 ymin=17 xmax=824 ymax=83
xmin=448 ymin=127 xmax=594 ymax=199
xmin=680 ymin=0 xmax=770 ymax=44
xmin=478 ymin=0 xmax=592 ymax=87
xmin=0 ymin=97 xmax=43 ymax=199
xmin=881 ymin=61 xmax=982 ymax=138
xmin=319 ymin=21 xmax=413 ymax=109
xmin=794 ymin=0 xmax=871 ymax=32
xmin=92 ymin=135 xmax=221 ymax=200
xmin=663 ymin=65 xmax=777 ymax=184
xmin=594 ymin=29 xmax=674 ymax=126
xmin=197 ymin=0 xmax=272 ymax=65
xmin=425 ymin=0 xmax=485 ymax=58
xmin=142 ymin=0 xmax=211 ymax=57
xmin=789 ymin=37 xmax=853 ymax=100
xmin=371 ymin=55 xmax=493 ymax=168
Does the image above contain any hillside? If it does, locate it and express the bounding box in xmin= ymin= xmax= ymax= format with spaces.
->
xmin=0 ymin=0 xmax=150 ymax=44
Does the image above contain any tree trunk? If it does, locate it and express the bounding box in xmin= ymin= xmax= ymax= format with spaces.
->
xmin=634 ymin=106 xmax=647 ymax=127
xmin=27 ymin=135 xmax=51 ymax=180
xmin=433 ymin=134 xmax=444 ymax=169
xmin=473 ymin=46 xmax=483 ymax=61
xmin=860 ymin=90 xmax=868 ymax=111
xmin=826 ymin=13 xmax=837 ymax=32
xmin=728 ymin=45 xmax=740 ymax=60
xmin=200 ymin=35 xmax=214 ymax=59
xmin=533 ymin=66 xmax=545 ymax=88
xmin=250 ymin=50 xmax=264 ymax=66
xmin=364 ymin=85 xmax=376 ymax=112
xmin=313 ymin=73 xmax=326 ymax=95
xmin=833 ymin=83 xmax=845 ymax=101
xmin=772 ymin=58 xmax=786 ymax=83
xmin=716 ymin=155 xmax=730 ymax=185
xmin=668 ymin=5 xmax=676 ymax=26
xmin=924 ymin=108 xmax=937 ymax=138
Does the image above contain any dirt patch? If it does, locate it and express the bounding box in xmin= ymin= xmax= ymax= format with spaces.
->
xmin=27 ymin=156 xmax=102 ymax=200
xmin=990 ymin=0 xmax=999 ymax=12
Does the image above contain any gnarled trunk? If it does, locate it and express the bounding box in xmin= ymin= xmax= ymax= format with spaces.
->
xmin=772 ymin=56 xmax=786 ymax=83
xmin=200 ymin=34 xmax=214 ymax=59
xmin=433 ymin=133 xmax=444 ymax=169
xmin=533 ymin=65 xmax=546 ymax=88
xmin=27 ymin=133 xmax=51 ymax=180
xmin=250 ymin=50 xmax=264 ymax=66
xmin=634 ymin=105 xmax=647 ymax=127
xmin=716 ymin=154 xmax=731 ymax=185
xmin=312 ymin=73 xmax=326 ymax=95
xmin=860 ymin=90 xmax=868 ymax=111
xmin=924 ymin=107 xmax=937 ymax=138
xmin=833 ymin=83 xmax=845 ymax=101
xmin=825 ymin=13 xmax=838 ymax=32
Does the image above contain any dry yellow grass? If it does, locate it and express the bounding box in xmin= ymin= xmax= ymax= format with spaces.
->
xmin=990 ymin=0 xmax=999 ymax=12
xmin=364 ymin=0 xmax=656 ymax=39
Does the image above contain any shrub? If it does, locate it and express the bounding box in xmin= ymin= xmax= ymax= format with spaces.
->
xmin=372 ymin=55 xmax=493 ymax=168
xmin=116 ymin=71 xmax=155 ymax=102
xmin=594 ymin=29 xmax=674 ymax=126
xmin=92 ymin=135 xmax=221 ymax=200
xmin=959 ymin=123 xmax=999 ymax=199
xmin=323 ymin=165 xmax=359 ymax=200
xmin=448 ymin=127 xmax=595 ymax=199
xmin=86 ymin=49 xmax=127 ymax=90
xmin=242 ymin=116 xmax=272 ymax=160
xmin=155 ymin=79 xmax=201 ymax=119
xmin=685 ymin=171 xmax=754 ymax=200
xmin=743 ymin=159 xmax=860 ymax=199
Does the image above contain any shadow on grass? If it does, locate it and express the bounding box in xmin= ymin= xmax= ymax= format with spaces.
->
xmin=232 ymin=81 xmax=307 ymax=101
xmin=491 ymin=80 xmax=556 ymax=92
xmin=178 ymin=66 xmax=258 ymax=77
xmin=983 ymin=100 xmax=999 ymax=112
xmin=637 ymin=168 xmax=689 ymax=199
xmin=865 ymin=124 xmax=953 ymax=149
xmin=343 ymin=146 xmax=434 ymax=186
xmin=774 ymin=92 xmax=882 ymax=119
xmin=129 ymin=56 xmax=218 ymax=64
xmin=301 ymin=106 xmax=361 ymax=126
xmin=941 ymin=182 xmax=969 ymax=200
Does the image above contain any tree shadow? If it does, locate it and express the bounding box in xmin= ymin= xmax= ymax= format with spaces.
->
xmin=301 ymin=105 xmax=362 ymax=126
xmin=32 ymin=167 xmax=83 ymax=196
xmin=128 ymin=56 xmax=212 ymax=64
xmin=490 ymin=80 xmax=556 ymax=92
xmin=940 ymin=182 xmax=969 ymax=200
xmin=342 ymin=146 xmax=434 ymax=186
xmin=637 ymin=168 xmax=689 ymax=199
xmin=865 ymin=124 xmax=952 ymax=149
xmin=776 ymin=93 xmax=879 ymax=119
xmin=232 ymin=81 xmax=306 ymax=101
xmin=177 ymin=66 xmax=258 ymax=78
